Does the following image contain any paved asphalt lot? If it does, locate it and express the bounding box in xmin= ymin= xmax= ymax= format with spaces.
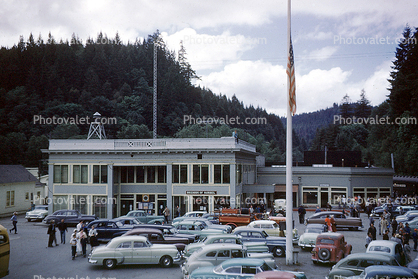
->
xmin=1 ymin=211 xmax=417 ymax=279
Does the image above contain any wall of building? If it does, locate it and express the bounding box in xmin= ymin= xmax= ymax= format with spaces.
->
xmin=0 ymin=182 xmax=36 ymax=216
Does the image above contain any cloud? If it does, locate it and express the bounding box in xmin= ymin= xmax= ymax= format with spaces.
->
xmin=162 ymin=28 xmax=261 ymax=71
xmin=306 ymin=46 xmax=339 ymax=61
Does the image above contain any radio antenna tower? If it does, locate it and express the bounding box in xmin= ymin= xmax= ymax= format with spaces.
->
xmin=87 ymin=112 xmax=106 ymax=140
xmin=153 ymin=38 xmax=157 ymax=139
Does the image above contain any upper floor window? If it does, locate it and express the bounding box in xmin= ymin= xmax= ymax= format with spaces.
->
xmin=73 ymin=165 xmax=88 ymax=183
xmin=214 ymin=164 xmax=230 ymax=184
xmin=53 ymin=165 xmax=68 ymax=183
xmin=173 ymin=165 xmax=188 ymax=183
xmin=93 ymin=165 xmax=108 ymax=184
xmin=193 ymin=164 xmax=208 ymax=184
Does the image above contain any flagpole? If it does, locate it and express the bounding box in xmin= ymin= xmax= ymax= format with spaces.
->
xmin=285 ymin=0 xmax=294 ymax=265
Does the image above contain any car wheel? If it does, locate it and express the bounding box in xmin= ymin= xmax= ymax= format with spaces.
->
xmin=159 ymin=255 xmax=173 ymax=268
xmin=27 ymin=219 xmax=31 ymax=222
xmin=273 ymin=246 xmax=285 ymax=257
xmin=318 ymin=248 xmax=331 ymax=261
xmin=103 ymin=259 xmax=116 ymax=269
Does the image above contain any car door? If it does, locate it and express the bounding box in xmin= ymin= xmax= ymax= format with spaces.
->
xmin=115 ymin=241 xmax=133 ymax=264
xmin=236 ymin=231 xmax=251 ymax=242
xmin=215 ymin=249 xmax=231 ymax=265
xmin=249 ymin=231 xmax=265 ymax=242
xmin=132 ymin=240 xmax=153 ymax=264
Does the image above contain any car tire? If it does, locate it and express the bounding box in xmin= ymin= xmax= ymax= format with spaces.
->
xmin=318 ymin=248 xmax=331 ymax=261
xmin=273 ymin=246 xmax=285 ymax=257
xmin=160 ymin=255 xmax=173 ymax=268
xmin=103 ymin=259 xmax=116 ymax=269
xmin=27 ymin=219 xmax=31 ymax=222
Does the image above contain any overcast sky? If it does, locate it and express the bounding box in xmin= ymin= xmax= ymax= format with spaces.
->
xmin=1 ymin=0 xmax=417 ymax=116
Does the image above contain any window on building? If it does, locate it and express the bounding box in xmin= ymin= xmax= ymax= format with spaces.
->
xmin=73 ymin=165 xmax=88 ymax=183
xmin=173 ymin=165 xmax=188 ymax=184
xmin=223 ymin=165 xmax=230 ymax=183
xmin=25 ymin=192 xmax=29 ymax=201
xmin=93 ymin=165 xmax=108 ymax=184
xmin=120 ymin=167 xmax=127 ymax=183
xmin=236 ymin=164 xmax=242 ymax=184
xmin=147 ymin=166 xmax=155 ymax=183
xmin=158 ymin=166 xmax=166 ymax=183
xmin=53 ymin=195 xmax=68 ymax=211
xmin=73 ymin=195 xmax=88 ymax=215
xmin=214 ymin=165 xmax=230 ymax=184
xmin=193 ymin=164 xmax=209 ymax=184
xmin=93 ymin=196 xmax=107 ymax=218
xmin=136 ymin=166 xmax=145 ymax=183
xmin=6 ymin=191 xmax=15 ymax=207
xmin=127 ymin=166 xmax=134 ymax=183
xmin=53 ymin=165 xmax=68 ymax=183
xmin=303 ymin=187 xmax=318 ymax=204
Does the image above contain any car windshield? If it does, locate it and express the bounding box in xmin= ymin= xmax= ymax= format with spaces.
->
xmin=306 ymin=228 xmax=323 ymax=234
xmin=260 ymin=263 xmax=273 ymax=272
xmin=34 ymin=206 xmax=47 ymax=210
xmin=261 ymin=231 xmax=269 ymax=237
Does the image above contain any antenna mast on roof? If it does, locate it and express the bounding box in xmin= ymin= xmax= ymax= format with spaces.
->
xmin=87 ymin=112 xmax=106 ymax=140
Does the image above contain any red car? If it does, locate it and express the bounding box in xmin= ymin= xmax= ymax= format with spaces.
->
xmin=311 ymin=232 xmax=352 ymax=265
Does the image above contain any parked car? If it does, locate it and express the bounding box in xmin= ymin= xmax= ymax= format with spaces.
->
xmin=173 ymin=220 xmax=227 ymax=239
xmin=232 ymin=227 xmax=287 ymax=257
xmin=25 ymin=205 xmax=48 ymax=222
xmin=181 ymin=243 xmax=277 ymax=278
xmin=0 ymin=224 xmax=10 ymax=278
xmin=88 ymin=235 xmax=181 ymax=269
xmin=172 ymin=211 xmax=207 ymax=224
xmin=247 ymin=220 xmax=299 ymax=243
xmin=122 ymin=228 xmax=189 ymax=252
xmin=172 ymin=217 xmax=232 ymax=233
xmin=121 ymin=210 xmax=165 ymax=224
xmin=396 ymin=210 xmax=418 ymax=223
xmin=346 ymin=265 xmax=417 ymax=279
xmin=135 ymin=224 xmax=199 ymax=243
xmin=188 ymin=258 xmax=274 ymax=279
xmin=201 ymin=212 xmax=220 ymax=224
xmin=188 ymin=258 xmax=306 ymax=279
xmin=326 ymin=253 xmax=400 ymax=279
xmin=305 ymin=211 xmax=363 ymax=230
xmin=391 ymin=206 xmax=415 ymax=217
xmin=366 ymin=240 xmax=410 ymax=265
xmin=112 ymin=216 xmax=142 ymax=225
xmin=405 ymin=218 xmax=418 ymax=231
xmin=42 ymin=209 xmax=97 ymax=226
xmin=184 ymin=234 xmax=269 ymax=257
xmin=312 ymin=232 xmax=352 ymax=265
xmin=298 ymin=223 xmax=327 ymax=250
xmin=85 ymin=219 xmax=143 ymax=242
xmin=407 ymin=255 xmax=418 ymax=273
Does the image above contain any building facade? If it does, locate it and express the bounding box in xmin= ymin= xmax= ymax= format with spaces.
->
xmin=43 ymin=137 xmax=394 ymax=219
xmin=43 ymin=137 xmax=258 ymax=219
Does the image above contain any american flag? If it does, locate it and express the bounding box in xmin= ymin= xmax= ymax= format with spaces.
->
xmin=286 ymin=36 xmax=296 ymax=116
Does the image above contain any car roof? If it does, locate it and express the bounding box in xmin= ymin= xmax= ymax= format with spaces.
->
xmin=112 ymin=235 xmax=148 ymax=242
xmin=364 ymin=265 xmax=415 ymax=277
xmin=199 ymin=243 xmax=243 ymax=252
xmin=251 ymin=220 xmax=276 ymax=224
xmin=312 ymin=211 xmax=343 ymax=216
xmin=176 ymin=220 xmax=206 ymax=225
xmin=206 ymin=234 xmax=238 ymax=239
xmin=341 ymin=252 xmax=396 ymax=261
xmin=221 ymin=258 xmax=265 ymax=268
xmin=124 ymin=228 xmax=161 ymax=234
xmin=233 ymin=227 xmax=265 ymax=233
xmin=254 ymin=271 xmax=296 ymax=279
xmin=368 ymin=240 xmax=398 ymax=248
xmin=317 ymin=232 xmax=343 ymax=239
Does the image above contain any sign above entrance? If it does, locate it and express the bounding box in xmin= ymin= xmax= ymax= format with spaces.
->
xmin=186 ymin=191 xmax=217 ymax=195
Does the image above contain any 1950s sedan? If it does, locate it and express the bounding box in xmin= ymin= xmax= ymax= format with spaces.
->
xmin=88 ymin=235 xmax=181 ymax=269
xmin=311 ymin=233 xmax=352 ymax=265
xmin=305 ymin=211 xmax=362 ymax=230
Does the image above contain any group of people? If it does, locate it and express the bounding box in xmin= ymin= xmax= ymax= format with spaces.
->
xmin=46 ymin=219 xmax=100 ymax=260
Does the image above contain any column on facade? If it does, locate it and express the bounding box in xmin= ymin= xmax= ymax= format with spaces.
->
xmin=230 ymin=164 xmax=236 ymax=208
xmin=166 ymin=164 xmax=173 ymax=219
xmin=107 ymin=164 xmax=113 ymax=219
xmin=47 ymin=163 xmax=54 ymax=215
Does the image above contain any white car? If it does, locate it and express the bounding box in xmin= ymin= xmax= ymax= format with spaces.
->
xmin=247 ymin=220 xmax=298 ymax=243
xmin=25 ymin=205 xmax=48 ymax=222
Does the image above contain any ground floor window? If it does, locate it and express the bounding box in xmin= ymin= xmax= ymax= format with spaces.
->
xmin=53 ymin=195 xmax=68 ymax=211
xmin=302 ymin=187 xmax=318 ymax=204
xmin=93 ymin=196 xmax=107 ymax=218
xmin=73 ymin=195 xmax=88 ymax=214
xmin=6 ymin=190 xmax=15 ymax=207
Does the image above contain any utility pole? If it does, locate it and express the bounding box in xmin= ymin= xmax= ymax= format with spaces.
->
xmin=153 ymin=39 xmax=158 ymax=139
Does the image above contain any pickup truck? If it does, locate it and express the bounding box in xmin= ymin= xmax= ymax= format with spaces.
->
xmin=42 ymin=209 xmax=97 ymax=226
xmin=218 ymin=208 xmax=260 ymax=229
xmin=232 ymin=227 xmax=287 ymax=257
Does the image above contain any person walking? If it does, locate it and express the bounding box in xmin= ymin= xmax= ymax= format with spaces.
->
xmin=163 ymin=206 xmax=170 ymax=224
xmin=325 ymin=215 xmax=332 ymax=232
xmin=367 ymin=222 xmax=377 ymax=240
xmin=380 ymin=216 xmax=388 ymax=236
xmin=330 ymin=216 xmax=337 ymax=232
xmin=383 ymin=229 xmax=390 ymax=240
xmin=70 ymin=232 xmax=78 ymax=260
xmin=58 ymin=219 xmax=67 ymax=244
xmin=10 ymin=212 xmax=18 ymax=234
xmin=47 ymin=220 xmax=58 ymax=247
xmin=176 ymin=206 xmax=181 ymax=217
xmin=88 ymin=225 xmax=99 ymax=252
xmin=79 ymin=229 xmax=88 ymax=258
xmin=298 ymin=205 xmax=306 ymax=224
xmin=365 ymin=232 xmax=372 ymax=248
xmin=412 ymin=228 xmax=418 ymax=251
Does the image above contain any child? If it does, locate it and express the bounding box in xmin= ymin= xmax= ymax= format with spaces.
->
xmin=70 ymin=233 xmax=77 ymax=260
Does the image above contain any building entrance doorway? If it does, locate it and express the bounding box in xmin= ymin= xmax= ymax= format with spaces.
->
xmin=321 ymin=189 xmax=329 ymax=208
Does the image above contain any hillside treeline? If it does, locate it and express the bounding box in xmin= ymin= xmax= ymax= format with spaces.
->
xmin=0 ymin=31 xmax=304 ymax=169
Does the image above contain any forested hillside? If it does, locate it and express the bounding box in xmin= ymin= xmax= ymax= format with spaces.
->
xmin=0 ymin=31 xmax=304 ymax=169
xmin=308 ymin=26 xmax=418 ymax=175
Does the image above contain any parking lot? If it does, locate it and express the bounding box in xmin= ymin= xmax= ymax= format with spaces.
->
xmin=2 ymin=210 xmax=417 ymax=279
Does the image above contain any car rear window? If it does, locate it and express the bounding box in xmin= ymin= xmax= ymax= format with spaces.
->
xmin=368 ymin=246 xmax=391 ymax=253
